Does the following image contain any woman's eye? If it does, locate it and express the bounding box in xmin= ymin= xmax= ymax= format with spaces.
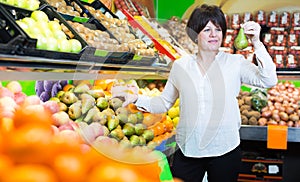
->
xmin=216 ymin=28 xmax=222 ymax=31
xmin=204 ymin=29 xmax=210 ymax=32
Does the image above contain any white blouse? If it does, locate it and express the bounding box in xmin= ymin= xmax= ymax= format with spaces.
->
xmin=135 ymin=45 xmax=278 ymax=157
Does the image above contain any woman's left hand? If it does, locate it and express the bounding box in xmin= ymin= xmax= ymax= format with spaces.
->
xmin=242 ymin=21 xmax=262 ymax=47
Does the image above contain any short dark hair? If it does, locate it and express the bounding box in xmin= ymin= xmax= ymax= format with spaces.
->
xmin=186 ymin=4 xmax=227 ymax=43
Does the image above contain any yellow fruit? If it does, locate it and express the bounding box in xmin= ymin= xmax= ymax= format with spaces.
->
xmin=172 ymin=117 xmax=180 ymax=127
xmin=173 ymin=99 xmax=180 ymax=107
xmin=167 ymin=106 xmax=179 ymax=119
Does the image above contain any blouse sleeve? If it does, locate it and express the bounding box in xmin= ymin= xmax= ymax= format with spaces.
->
xmin=134 ymin=63 xmax=180 ymax=113
xmin=240 ymin=44 xmax=278 ymax=88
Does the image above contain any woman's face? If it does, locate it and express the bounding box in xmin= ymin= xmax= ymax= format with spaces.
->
xmin=197 ymin=21 xmax=223 ymax=52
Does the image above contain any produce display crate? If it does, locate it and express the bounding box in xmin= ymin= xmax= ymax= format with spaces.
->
xmin=65 ymin=0 xmax=120 ymax=43
xmin=121 ymin=10 xmax=181 ymax=61
xmin=0 ymin=4 xmax=32 ymax=54
xmin=89 ymin=49 xmax=134 ymax=64
xmin=80 ymin=0 xmax=118 ymax=19
xmin=2 ymin=3 xmax=89 ymax=60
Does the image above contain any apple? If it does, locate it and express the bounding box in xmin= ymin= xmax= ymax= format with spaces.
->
xmin=25 ymin=0 xmax=40 ymax=10
xmin=36 ymin=36 xmax=48 ymax=50
xmin=15 ymin=0 xmax=26 ymax=8
xmin=69 ymin=39 xmax=82 ymax=53
xmin=22 ymin=95 xmax=41 ymax=106
xmin=52 ymin=111 xmax=70 ymax=126
xmin=0 ymin=87 xmax=14 ymax=98
xmin=14 ymin=92 xmax=26 ymax=105
xmin=48 ymin=21 xmax=62 ymax=32
xmin=46 ymin=37 xmax=58 ymax=51
xmin=31 ymin=10 xmax=49 ymax=22
xmin=5 ymin=0 xmax=15 ymax=5
xmin=57 ymin=39 xmax=71 ymax=52
xmin=43 ymin=100 xmax=60 ymax=114
xmin=53 ymin=30 xmax=67 ymax=40
xmin=27 ymin=26 xmax=42 ymax=38
xmin=6 ymin=81 xmax=22 ymax=94
xmin=16 ymin=20 xmax=29 ymax=32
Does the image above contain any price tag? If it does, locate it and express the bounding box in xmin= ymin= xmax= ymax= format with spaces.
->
xmin=267 ymin=125 xmax=288 ymax=149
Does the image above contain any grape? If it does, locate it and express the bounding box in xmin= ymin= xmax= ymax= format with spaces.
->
xmin=58 ymin=80 xmax=68 ymax=88
xmin=44 ymin=81 xmax=55 ymax=92
xmin=35 ymin=80 xmax=45 ymax=96
xmin=51 ymin=82 xmax=62 ymax=97
xmin=40 ymin=91 xmax=51 ymax=102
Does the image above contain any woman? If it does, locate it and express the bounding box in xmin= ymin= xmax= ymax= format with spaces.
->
xmin=113 ymin=4 xmax=278 ymax=182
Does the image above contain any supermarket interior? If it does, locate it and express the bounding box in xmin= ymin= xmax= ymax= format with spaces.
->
xmin=1 ymin=0 xmax=300 ymax=181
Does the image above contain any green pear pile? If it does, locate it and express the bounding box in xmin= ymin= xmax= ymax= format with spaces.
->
xmin=51 ymin=82 xmax=156 ymax=149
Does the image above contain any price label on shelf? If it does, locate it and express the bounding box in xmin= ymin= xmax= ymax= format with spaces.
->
xmin=267 ymin=125 xmax=288 ymax=150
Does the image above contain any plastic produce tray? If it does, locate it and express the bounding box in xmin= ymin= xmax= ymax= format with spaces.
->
xmin=90 ymin=49 xmax=134 ymax=64
xmin=2 ymin=3 xmax=89 ymax=60
xmin=0 ymin=4 xmax=34 ymax=54
xmin=80 ymin=0 xmax=118 ymax=19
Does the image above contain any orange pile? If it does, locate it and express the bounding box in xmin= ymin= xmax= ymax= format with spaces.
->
xmin=0 ymin=105 xmax=162 ymax=182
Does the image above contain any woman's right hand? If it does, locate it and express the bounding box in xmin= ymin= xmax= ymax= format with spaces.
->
xmin=111 ymin=83 xmax=139 ymax=107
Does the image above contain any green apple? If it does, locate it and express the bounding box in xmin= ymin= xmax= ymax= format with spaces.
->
xmin=5 ymin=0 xmax=15 ymax=5
xmin=48 ymin=21 xmax=62 ymax=31
xmin=27 ymin=27 xmax=42 ymax=38
xmin=21 ymin=17 xmax=36 ymax=27
xmin=25 ymin=0 xmax=40 ymax=10
xmin=52 ymin=30 xmax=67 ymax=40
xmin=16 ymin=20 xmax=29 ymax=32
xmin=15 ymin=0 xmax=26 ymax=8
xmin=46 ymin=37 xmax=58 ymax=51
xmin=36 ymin=36 xmax=48 ymax=50
xmin=57 ymin=39 xmax=71 ymax=52
xmin=69 ymin=39 xmax=82 ymax=53
xmin=31 ymin=10 xmax=49 ymax=22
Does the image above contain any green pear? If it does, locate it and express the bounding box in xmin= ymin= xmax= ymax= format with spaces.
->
xmin=83 ymin=106 xmax=99 ymax=123
xmin=49 ymin=97 xmax=60 ymax=102
xmin=142 ymin=129 xmax=154 ymax=142
xmin=139 ymin=136 xmax=146 ymax=145
xmin=102 ymin=108 xmax=115 ymax=117
xmin=58 ymin=102 xmax=68 ymax=111
xmin=80 ymin=93 xmax=95 ymax=114
xmin=60 ymin=91 xmax=78 ymax=105
xmin=127 ymin=113 xmax=138 ymax=124
xmin=96 ymin=97 xmax=109 ymax=110
xmin=75 ymin=115 xmax=84 ymax=123
xmin=129 ymin=135 xmax=140 ymax=146
xmin=122 ymin=123 xmax=135 ymax=137
xmin=134 ymin=123 xmax=146 ymax=136
xmin=119 ymin=137 xmax=132 ymax=149
xmin=74 ymin=83 xmax=90 ymax=94
xmin=56 ymin=91 xmax=65 ymax=100
xmin=87 ymin=89 xmax=105 ymax=98
xmin=234 ymin=28 xmax=248 ymax=50
xmin=117 ymin=113 xmax=128 ymax=125
xmin=109 ymin=97 xmax=123 ymax=111
xmin=135 ymin=111 xmax=144 ymax=123
xmin=68 ymin=101 xmax=82 ymax=120
xmin=109 ymin=128 xmax=124 ymax=141
xmin=115 ymin=107 xmax=129 ymax=116
xmin=102 ymin=125 xmax=110 ymax=136
xmin=92 ymin=111 xmax=108 ymax=125
xmin=107 ymin=115 xmax=119 ymax=131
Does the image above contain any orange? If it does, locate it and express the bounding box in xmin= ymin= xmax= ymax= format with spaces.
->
xmin=4 ymin=124 xmax=54 ymax=164
xmin=62 ymin=84 xmax=75 ymax=92
xmin=0 ymin=154 xmax=14 ymax=181
xmin=94 ymin=79 xmax=108 ymax=90
xmin=13 ymin=105 xmax=52 ymax=129
xmin=87 ymin=162 xmax=152 ymax=182
xmin=0 ymin=117 xmax=14 ymax=133
xmin=1 ymin=164 xmax=58 ymax=182
xmin=52 ymin=153 xmax=88 ymax=182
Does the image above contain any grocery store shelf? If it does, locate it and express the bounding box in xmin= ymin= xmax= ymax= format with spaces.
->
xmin=0 ymin=54 xmax=170 ymax=80
xmin=240 ymin=125 xmax=300 ymax=143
